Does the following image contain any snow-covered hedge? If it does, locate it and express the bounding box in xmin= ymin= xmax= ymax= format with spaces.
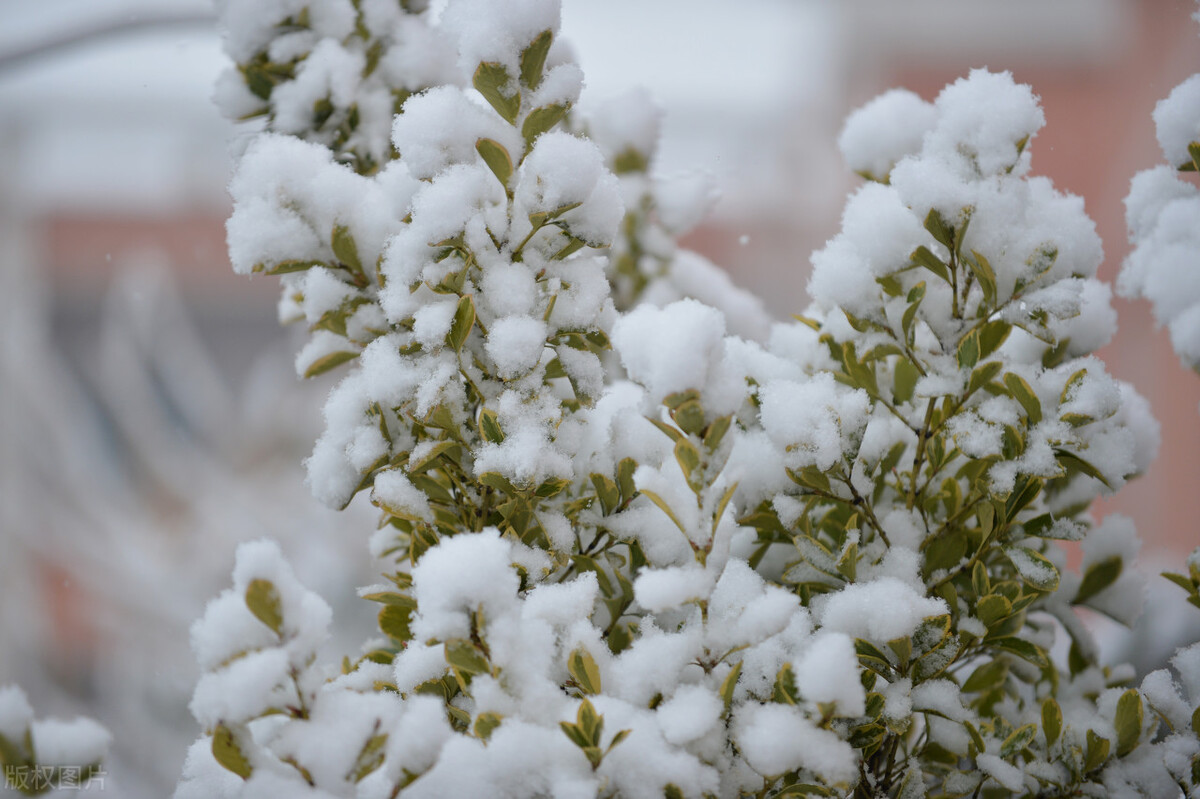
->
xmin=162 ymin=1 xmax=1200 ymax=797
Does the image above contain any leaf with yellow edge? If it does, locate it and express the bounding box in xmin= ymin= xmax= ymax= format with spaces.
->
xmin=568 ymin=647 xmax=602 ymax=695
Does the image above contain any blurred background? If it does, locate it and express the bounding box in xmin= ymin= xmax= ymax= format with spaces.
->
xmin=0 ymin=0 xmax=1197 ymax=795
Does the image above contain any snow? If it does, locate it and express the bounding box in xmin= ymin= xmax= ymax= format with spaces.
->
xmin=586 ymin=88 xmax=663 ymax=166
xmin=515 ymin=132 xmax=624 ymax=246
xmin=0 ymin=684 xmax=34 ymax=743
xmin=28 ymin=717 xmax=111 ymax=766
xmin=838 ymin=89 xmax=936 ymax=181
xmin=977 ymin=752 xmax=1027 ymax=792
xmin=1152 ymin=73 xmax=1200 ymax=169
xmin=758 ymin=373 xmax=870 ymax=472
xmin=486 ymin=315 xmax=548 ymax=378
xmin=392 ymin=86 xmax=522 ymax=180
xmin=440 ymin=0 xmax=561 ymax=75
xmin=655 ymin=685 xmax=722 ymax=745
xmin=734 ymin=703 xmax=858 ymax=783
xmin=1077 ymin=514 xmax=1146 ymax=624
xmin=634 ymin=566 xmax=713 ymax=613
xmin=926 ymin=69 xmax=1045 ymax=178
xmin=612 ymin=299 xmax=726 ymax=401
xmin=793 ymin=633 xmax=866 ymax=716
xmin=409 ymin=529 xmax=520 ymax=641
xmin=371 ymin=469 xmax=433 ymax=522
xmin=189 ymin=648 xmax=291 ymax=727
xmin=818 ymin=577 xmax=948 ymax=643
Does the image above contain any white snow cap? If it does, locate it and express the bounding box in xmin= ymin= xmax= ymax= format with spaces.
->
xmin=838 ymin=88 xmax=937 ymax=181
xmin=441 ymin=0 xmax=561 ymax=74
xmin=612 ymin=299 xmax=727 ymax=402
xmin=818 ymin=577 xmax=948 ymax=643
xmin=926 ymin=69 xmax=1045 ymax=178
xmin=1153 ymin=73 xmax=1200 ymax=169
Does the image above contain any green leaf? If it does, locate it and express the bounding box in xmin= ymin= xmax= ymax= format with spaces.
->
xmin=1000 ymin=723 xmax=1038 ymax=759
xmin=1054 ymin=449 xmax=1112 ymax=489
xmin=258 ymin=259 xmax=324 ymax=275
xmin=640 ymin=489 xmax=688 ymax=536
xmin=966 ymin=249 xmax=998 ymax=307
xmin=212 ymin=723 xmax=252 ymax=779
xmin=1182 ymin=140 xmax=1200 ymax=172
xmin=1042 ymin=697 xmax=1063 ymax=747
xmin=332 ymin=224 xmax=363 ymax=274
xmin=378 ymin=603 xmax=414 ymax=643
xmin=968 ymin=361 xmax=1002 ymax=396
xmin=519 ymin=29 xmax=553 ymax=90
xmin=672 ymin=399 xmax=706 ymax=436
xmin=910 ymin=245 xmax=951 ymax=283
xmin=1004 ymin=546 xmax=1060 ymax=592
xmin=976 ymin=594 xmax=1013 ymax=628
xmin=1192 ymin=704 xmax=1200 ymax=737
xmin=964 ymin=720 xmax=986 ymax=756
xmin=560 ymin=720 xmax=590 ymax=750
xmin=522 ymin=104 xmax=570 ymax=146
xmin=303 ymin=349 xmax=359 ymax=378
xmin=448 ymin=295 xmax=475 ymax=353
xmin=704 ymin=415 xmax=732 ymax=452
xmin=350 ymin=733 xmax=388 ymax=782
xmin=578 ymin=698 xmax=601 ymax=741
xmin=1074 ymin=556 xmax=1122 ymax=605
xmin=972 ymin=558 xmax=991 ymax=596
xmin=712 ymin=482 xmax=738 ymax=537
xmin=1003 ymin=372 xmax=1042 ymax=425
xmin=478 ymin=407 xmax=505 ymax=444
xmin=902 ymin=283 xmax=926 ymax=342
xmin=988 ymin=637 xmax=1048 ymax=668
xmin=409 ymin=440 xmax=461 ymax=474
xmin=924 ymin=208 xmax=955 ymax=250
xmin=834 ymin=540 xmax=858 ymax=582
xmin=893 ymin=358 xmax=921 ymax=405
xmin=612 ymin=147 xmax=649 ymax=174
xmin=789 ymin=465 xmax=832 ymax=494
xmin=476 ymin=138 xmax=513 ymax=189
xmin=474 ymin=712 xmax=503 ymax=741
xmin=473 ymin=62 xmax=520 ymax=124
xmin=1114 ymin=689 xmax=1142 ymax=757
xmin=962 ymin=659 xmax=1007 ymax=693
xmin=617 ymin=459 xmax=638 ymax=504
xmin=773 ymin=663 xmax=799 ymax=705
xmin=674 ymin=438 xmax=703 ymax=489
xmin=245 ymin=579 xmax=284 ymax=635
xmin=568 ymin=647 xmax=602 ymax=695
xmin=1084 ymin=729 xmax=1110 ymax=772
xmin=590 ymin=474 xmax=620 ymax=515
xmin=886 ymin=632 xmax=914 ymax=666
xmin=956 ymin=329 xmax=980 ymax=370
xmin=978 ymin=320 xmax=1012 ymax=360
xmin=1060 ymin=368 xmax=1088 ymax=405
xmin=664 ymin=784 xmax=685 ymax=799
xmin=924 ymin=530 xmax=967 ymax=576
xmin=534 ymin=476 xmax=570 ymax=498
xmin=445 ymin=638 xmax=490 ymax=677
xmin=720 ymin=661 xmax=742 ymax=711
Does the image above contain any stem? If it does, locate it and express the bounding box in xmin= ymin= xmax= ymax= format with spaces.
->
xmin=511 ymin=220 xmax=545 ymax=262
xmin=908 ymin=400 xmax=937 ymax=511
xmin=836 ymin=470 xmax=891 ymax=547
xmin=949 ymin=249 xmax=961 ymax=320
xmin=920 ymin=494 xmax=986 ymax=552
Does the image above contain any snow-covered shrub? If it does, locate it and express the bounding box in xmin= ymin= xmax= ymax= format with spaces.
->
xmin=175 ymin=1 xmax=1200 ymax=797
xmin=0 ymin=686 xmax=110 ymax=796
xmin=1119 ymin=8 xmax=1200 ymax=374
